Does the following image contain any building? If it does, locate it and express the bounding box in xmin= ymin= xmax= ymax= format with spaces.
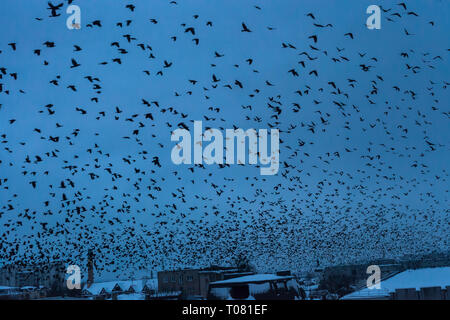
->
xmin=341 ymin=266 xmax=450 ymax=300
xmin=320 ymin=260 xmax=403 ymax=295
xmin=399 ymin=251 xmax=450 ymax=270
xmin=158 ymin=266 xmax=253 ymax=299
xmin=322 ymin=261 xmax=402 ymax=282
xmin=0 ymin=261 xmax=66 ymax=295
xmin=208 ymin=273 xmax=302 ymax=300
xmin=82 ymin=278 xmax=158 ymax=300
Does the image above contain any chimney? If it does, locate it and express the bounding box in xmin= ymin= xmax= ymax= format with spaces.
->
xmin=87 ymin=249 xmax=94 ymax=288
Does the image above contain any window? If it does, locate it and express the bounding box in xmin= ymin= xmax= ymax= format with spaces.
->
xmin=186 ymin=275 xmax=193 ymax=282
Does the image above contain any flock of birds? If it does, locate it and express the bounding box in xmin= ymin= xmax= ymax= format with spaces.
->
xmin=0 ymin=1 xmax=448 ymax=279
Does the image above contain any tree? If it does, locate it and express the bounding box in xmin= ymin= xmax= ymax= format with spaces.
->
xmin=233 ymin=252 xmax=254 ymax=272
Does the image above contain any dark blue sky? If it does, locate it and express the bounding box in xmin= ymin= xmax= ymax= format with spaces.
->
xmin=0 ymin=1 xmax=448 ymax=281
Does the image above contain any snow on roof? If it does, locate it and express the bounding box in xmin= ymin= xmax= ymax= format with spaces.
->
xmin=84 ymin=281 xmax=117 ymax=295
xmin=223 ymin=272 xmax=255 ymax=277
xmin=211 ymin=274 xmax=293 ymax=286
xmin=130 ymin=278 xmax=158 ymax=292
xmin=0 ymin=285 xmax=16 ymax=290
xmin=198 ymin=268 xmax=239 ymax=274
xmin=84 ymin=278 xmax=158 ymax=295
xmin=342 ymin=267 xmax=450 ymax=300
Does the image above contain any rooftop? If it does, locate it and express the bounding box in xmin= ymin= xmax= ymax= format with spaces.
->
xmin=342 ymin=266 xmax=450 ymax=300
xmin=83 ymin=278 xmax=157 ymax=295
xmin=210 ymin=274 xmax=294 ymax=286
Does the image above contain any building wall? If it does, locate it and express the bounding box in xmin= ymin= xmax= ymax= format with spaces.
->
xmin=394 ymin=288 xmax=419 ymax=300
xmin=0 ymin=265 xmax=15 ymax=286
xmin=199 ymin=272 xmax=225 ymax=298
xmin=383 ymin=287 xmax=449 ymax=300
xmin=419 ymin=287 xmax=443 ymax=300
xmin=157 ymin=268 xmax=244 ymax=298
xmin=323 ymin=263 xmax=402 ymax=281
xmin=0 ymin=261 xmax=65 ymax=292
xmin=158 ymin=269 xmax=201 ymax=297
